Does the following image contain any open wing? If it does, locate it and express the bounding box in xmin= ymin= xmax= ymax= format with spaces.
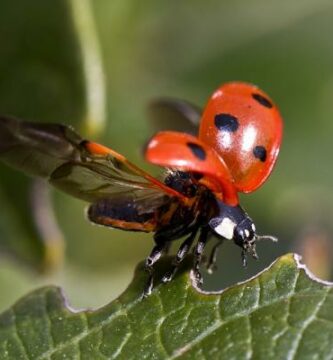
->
xmin=0 ymin=116 xmax=185 ymax=210
xmin=147 ymin=98 xmax=201 ymax=136
xmin=145 ymin=131 xmax=239 ymax=206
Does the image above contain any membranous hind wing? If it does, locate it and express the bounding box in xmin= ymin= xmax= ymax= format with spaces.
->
xmin=51 ymin=143 xmax=183 ymax=232
xmin=0 ymin=116 xmax=82 ymax=177
xmin=0 ymin=116 xmax=185 ymax=232
xmin=147 ymin=98 xmax=202 ymax=136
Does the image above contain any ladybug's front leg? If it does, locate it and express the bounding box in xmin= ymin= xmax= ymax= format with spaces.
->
xmin=206 ymin=238 xmax=224 ymax=274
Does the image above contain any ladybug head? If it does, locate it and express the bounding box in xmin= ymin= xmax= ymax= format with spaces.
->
xmin=233 ymin=217 xmax=256 ymax=247
xmin=233 ymin=217 xmax=258 ymax=265
xmin=208 ymin=201 xmax=277 ymax=266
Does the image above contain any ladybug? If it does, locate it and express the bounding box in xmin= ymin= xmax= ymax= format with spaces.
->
xmin=0 ymin=82 xmax=283 ymax=296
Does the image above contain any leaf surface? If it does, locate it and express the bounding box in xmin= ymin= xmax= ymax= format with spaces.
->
xmin=0 ymin=254 xmax=332 ymax=359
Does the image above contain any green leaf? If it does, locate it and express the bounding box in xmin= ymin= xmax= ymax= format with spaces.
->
xmin=0 ymin=0 xmax=106 ymax=271
xmin=0 ymin=253 xmax=332 ymax=359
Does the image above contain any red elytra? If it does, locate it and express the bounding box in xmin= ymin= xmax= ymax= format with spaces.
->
xmin=146 ymin=82 xmax=283 ymax=203
xmin=199 ymin=82 xmax=283 ymax=193
xmin=145 ymin=131 xmax=238 ymax=205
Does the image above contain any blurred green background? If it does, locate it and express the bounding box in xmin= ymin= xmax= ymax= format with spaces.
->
xmin=1 ymin=0 xmax=333 ymax=312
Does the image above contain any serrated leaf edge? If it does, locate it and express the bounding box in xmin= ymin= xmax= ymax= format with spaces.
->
xmin=190 ymin=253 xmax=333 ymax=295
xmin=6 ymin=252 xmax=333 ymax=319
xmin=293 ymin=253 xmax=333 ymax=286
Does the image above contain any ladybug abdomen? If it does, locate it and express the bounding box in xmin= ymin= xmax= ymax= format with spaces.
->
xmin=87 ymin=199 xmax=157 ymax=232
xmin=199 ymin=82 xmax=283 ymax=193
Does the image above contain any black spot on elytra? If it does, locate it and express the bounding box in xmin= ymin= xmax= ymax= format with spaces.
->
xmin=214 ymin=113 xmax=239 ymax=132
xmin=253 ymin=145 xmax=267 ymax=162
xmin=187 ymin=142 xmax=206 ymax=160
xmin=252 ymin=93 xmax=273 ymax=108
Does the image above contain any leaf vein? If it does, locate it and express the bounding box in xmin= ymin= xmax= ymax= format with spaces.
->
xmin=38 ymin=297 xmax=142 ymax=359
xmin=170 ymin=285 xmax=330 ymax=358
xmin=155 ymin=294 xmax=170 ymax=358
xmin=246 ymin=315 xmax=253 ymax=360
xmin=286 ymin=288 xmax=330 ymax=360
xmin=11 ymin=307 xmax=31 ymax=360
xmin=110 ymin=332 xmax=131 ymax=359
xmin=43 ymin=294 xmax=55 ymax=350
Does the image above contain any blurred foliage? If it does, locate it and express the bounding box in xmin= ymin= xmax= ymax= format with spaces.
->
xmin=1 ymin=254 xmax=333 ymax=359
xmin=0 ymin=0 xmax=86 ymax=272
xmin=1 ymin=0 xmax=333 ymax=314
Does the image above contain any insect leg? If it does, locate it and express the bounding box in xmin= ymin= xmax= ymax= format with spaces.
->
xmin=241 ymin=242 xmax=258 ymax=268
xmin=164 ymin=241 xmax=172 ymax=255
xmin=241 ymin=249 xmax=248 ymax=267
xmin=143 ymin=239 xmax=169 ymax=297
xmin=206 ymin=238 xmax=224 ymax=274
xmin=193 ymin=226 xmax=210 ymax=286
xmin=162 ymin=228 xmax=198 ymax=283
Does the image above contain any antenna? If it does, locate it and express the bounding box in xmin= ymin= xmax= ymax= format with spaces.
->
xmin=256 ymin=234 xmax=278 ymax=243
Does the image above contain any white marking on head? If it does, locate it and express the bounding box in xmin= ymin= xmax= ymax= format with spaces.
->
xmin=244 ymin=229 xmax=250 ymax=238
xmin=214 ymin=217 xmax=236 ymax=240
xmin=251 ymin=223 xmax=256 ymax=232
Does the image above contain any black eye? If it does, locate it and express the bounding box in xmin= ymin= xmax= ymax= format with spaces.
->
xmin=234 ymin=230 xmax=244 ymax=247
